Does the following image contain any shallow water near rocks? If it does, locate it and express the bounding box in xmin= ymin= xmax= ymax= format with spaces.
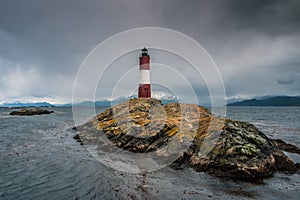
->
xmin=0 ymin=107 xmax=299 ymax=199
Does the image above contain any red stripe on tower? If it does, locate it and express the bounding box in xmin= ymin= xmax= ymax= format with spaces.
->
xmin=138 ymin=47 xmax=151 ymax=98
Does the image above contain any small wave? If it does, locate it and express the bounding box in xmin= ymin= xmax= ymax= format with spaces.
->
xmin=0 ymin=115 xmax=15 ymax=119
xmin=253 ymin=122 xmax=274 ymax=127
xmin=53 ymin=111 xmax=66 ymax=114
xmin=65 ymin=126 xmax=77 ymax=133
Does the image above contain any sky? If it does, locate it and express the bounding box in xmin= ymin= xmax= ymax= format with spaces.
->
xmin=0 ymin=0 xmax=300 ymax=104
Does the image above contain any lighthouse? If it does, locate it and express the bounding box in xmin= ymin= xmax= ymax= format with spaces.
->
xmin=138 ymin=48 xmax=151 ymax=98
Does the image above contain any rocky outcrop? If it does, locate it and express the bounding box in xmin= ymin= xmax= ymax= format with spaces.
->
xmin=271 ymin=139 xmax=300 ymax=154
xmin=10 ymin=108 xmax=54 ymax=116
xmin=74 ymin=98 xmax=300 ymax=182
xmin=187 ymin=119 xmax=298 ymax=182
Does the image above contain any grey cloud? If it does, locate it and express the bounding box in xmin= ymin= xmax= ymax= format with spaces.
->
xmin=0 ymin=0 xmax=299 ymax=103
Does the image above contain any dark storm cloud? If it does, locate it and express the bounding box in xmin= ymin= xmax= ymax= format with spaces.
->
xmin=0 ymin=0 xmax=299 ymax=103
xmin=276 ymin=78 xmax=294 ymax=85
xmin=226 ymin=0 xmax=300 ymax=36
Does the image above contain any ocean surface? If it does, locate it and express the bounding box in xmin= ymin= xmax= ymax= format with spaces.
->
xmin=0 ymin=106 xmax=299 ymax=200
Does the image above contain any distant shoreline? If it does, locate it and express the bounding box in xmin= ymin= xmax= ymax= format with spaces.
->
xmin=1 ymin=96 xmax=300 ymax=108
xmin=227 ymin=96 xmax=300 ymax=107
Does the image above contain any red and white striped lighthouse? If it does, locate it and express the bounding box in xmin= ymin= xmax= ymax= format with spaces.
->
xmin=138 ymin=48 xmax=151 ymax=98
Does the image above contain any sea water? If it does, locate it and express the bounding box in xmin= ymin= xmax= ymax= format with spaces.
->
xmin=0 ymin=107 xmax=299 ymax=199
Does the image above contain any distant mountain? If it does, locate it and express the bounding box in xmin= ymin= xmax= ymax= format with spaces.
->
xmin=0 ymin=101 xmax=54 ymax=108
xmin=55 ymin=103 xmax=72 ymax=107
xmin=62 ymin=94 xmax=179 ymax=107
xmin=227 ymin=96 xmax=300 ymax=106
xmin=75 ymin=100 xmax=112 ymax=107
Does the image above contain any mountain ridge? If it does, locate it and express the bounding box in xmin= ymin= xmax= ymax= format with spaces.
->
xmin=0 ymin=101 xmax=54 ymax=108
xmin=1 ymin=94 xmax=179 ymax=108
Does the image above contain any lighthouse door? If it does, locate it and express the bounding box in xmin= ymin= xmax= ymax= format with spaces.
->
xmin=144 ymin=88 xmax=148 ymax=97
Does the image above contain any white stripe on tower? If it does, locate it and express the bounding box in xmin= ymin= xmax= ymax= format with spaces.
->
xmin=139 ymin=70 xmax=150 ymax=84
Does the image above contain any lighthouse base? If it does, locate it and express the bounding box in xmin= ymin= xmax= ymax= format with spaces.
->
xmin=138 ymin=84 xmax=151 ymax=98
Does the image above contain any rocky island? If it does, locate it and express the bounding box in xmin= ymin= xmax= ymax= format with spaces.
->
xmin=10 ymin=108 xmax=54 ymax=116
xmin=74 ymin=98 xmax=300 ymax=182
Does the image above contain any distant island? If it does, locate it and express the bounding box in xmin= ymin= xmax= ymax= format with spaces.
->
xmin=10 ymin=108 xmax=54 ymax=116
xmin=227 ymin=96 xmax=300 ymax=106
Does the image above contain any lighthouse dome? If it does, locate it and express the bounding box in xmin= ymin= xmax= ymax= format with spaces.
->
xmin=141 ymin=47 xmax=148 ymax=56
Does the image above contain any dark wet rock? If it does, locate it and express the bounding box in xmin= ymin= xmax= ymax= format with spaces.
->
xmin=271 ymin=139 xmax=300 ymax=154
xmin=10 ymin=108 xmax=54 ymax=116
xmin=74 ymin=98 xmax=300 ymax=182
xmin=271 ymin=151 xmax=297 ymax=173
xmin=73 ymin=134 xmax=83 ymax=145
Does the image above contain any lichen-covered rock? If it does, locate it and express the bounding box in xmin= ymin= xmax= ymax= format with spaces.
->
xmin=74 ymin=98 xmax=300 ymax=182
xmin=10 ymin=108 xmax=54 ymax=116
xmin=188 ymin=119 xmax=297 ymax=182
